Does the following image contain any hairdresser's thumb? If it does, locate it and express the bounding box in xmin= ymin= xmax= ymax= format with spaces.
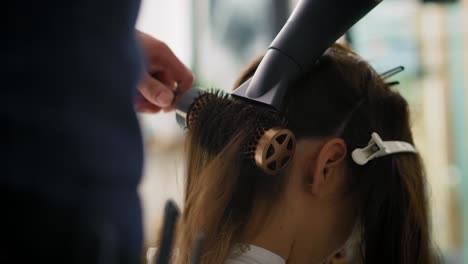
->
xmin=139 ymin=75 xmax=174 ymax=108
xmin=153 ymin=88 xmax=174 ymax=108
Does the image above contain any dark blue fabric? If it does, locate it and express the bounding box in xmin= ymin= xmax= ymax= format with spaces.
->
xmin=4 ymin=0 xmax=144 ymax=262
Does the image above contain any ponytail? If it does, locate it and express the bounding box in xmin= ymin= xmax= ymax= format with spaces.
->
xmin=355 ymin=153 xmax=433 ymax=264
xmin=340 ymin=76 xmax=437 ymax=263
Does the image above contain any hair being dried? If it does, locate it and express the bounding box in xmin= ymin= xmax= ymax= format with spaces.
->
xmin=173 ymin=43 xmax=438 ymax=264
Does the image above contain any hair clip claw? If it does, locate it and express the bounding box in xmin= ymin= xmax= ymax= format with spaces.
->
xmin=351 ymin=132 xmax=417 ymax=165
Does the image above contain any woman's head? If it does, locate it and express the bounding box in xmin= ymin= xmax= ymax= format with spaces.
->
xmin=176 ymin=43 xmax=434 ymax=264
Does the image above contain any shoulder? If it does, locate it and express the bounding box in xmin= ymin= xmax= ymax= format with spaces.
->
xmin=225 ymin=244 xmax=285 ymax=264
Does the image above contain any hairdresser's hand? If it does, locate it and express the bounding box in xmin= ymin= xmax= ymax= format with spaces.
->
xmin=135 ymin=31 xmax=195 ymax=113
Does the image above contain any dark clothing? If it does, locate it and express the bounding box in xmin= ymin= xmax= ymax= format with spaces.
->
xmin=4 ymin=0 xmax=144 ymax=262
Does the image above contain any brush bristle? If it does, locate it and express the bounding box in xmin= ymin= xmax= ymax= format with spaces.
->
xmin=187 ymin=89 xmax=286 ymax=167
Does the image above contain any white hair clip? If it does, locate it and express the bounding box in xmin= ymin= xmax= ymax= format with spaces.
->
xmin=351 ymin=132 xmax=417 ymax=165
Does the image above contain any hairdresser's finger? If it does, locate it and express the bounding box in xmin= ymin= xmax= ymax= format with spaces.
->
xmin=165 ymin=61 xmax=194 ymax=94
xmin=138 ymin=31 xmax=194 ymax=93
xmin=149 ymin=72 xmax=178 ymax=111
xmin=151 ymin=71 xmax=177 ymax=90
xmin=134 ymin=92 xmax=162 ymax=113
xmin=138 ymin=73 xmax=174 ymax=108
xmin=150 ymin=48 xmax=193 ymax=94
xmin=148 ymin=41 xmax=193 ymax=92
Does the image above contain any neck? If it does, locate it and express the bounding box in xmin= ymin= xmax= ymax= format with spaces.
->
xmin=240 ymin=198 xmax=331 ymax=264
xmin=240 ymin=199 xmax=297 ymax=262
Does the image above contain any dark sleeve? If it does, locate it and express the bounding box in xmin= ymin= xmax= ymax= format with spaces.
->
xmin=4 ymin=0 xmax=145 ymax=262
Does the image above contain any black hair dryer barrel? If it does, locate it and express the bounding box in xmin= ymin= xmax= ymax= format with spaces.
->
xmin=175 ymin=0 xmax=383 ymax=128
xmin=232 ymin=0 xmax=383 ymax=111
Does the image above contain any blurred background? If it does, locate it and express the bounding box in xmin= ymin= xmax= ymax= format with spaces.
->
xmin=135 ymin=0 xmax=467 ymax=262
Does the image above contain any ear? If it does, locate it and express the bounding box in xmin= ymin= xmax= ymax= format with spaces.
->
xmin=307 ymin=138 xmax=347 ymax=195
xmin=331 ymin=248 xmax=347 ymax=263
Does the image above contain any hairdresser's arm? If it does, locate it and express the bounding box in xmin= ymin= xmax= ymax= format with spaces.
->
xmin=136 ymin=31 xmax=195 ymax=113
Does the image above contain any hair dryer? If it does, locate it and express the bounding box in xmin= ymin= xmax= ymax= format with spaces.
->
xmin=176 ymin=0 xmax=382 ymax=127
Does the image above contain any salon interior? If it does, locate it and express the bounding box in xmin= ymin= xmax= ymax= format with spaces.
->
xmin=135 ymin=0 xmax=467 ymax=263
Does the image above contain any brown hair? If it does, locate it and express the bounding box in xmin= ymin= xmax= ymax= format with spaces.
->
xmin=174 ymin=43 xmax=436 ymax=264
